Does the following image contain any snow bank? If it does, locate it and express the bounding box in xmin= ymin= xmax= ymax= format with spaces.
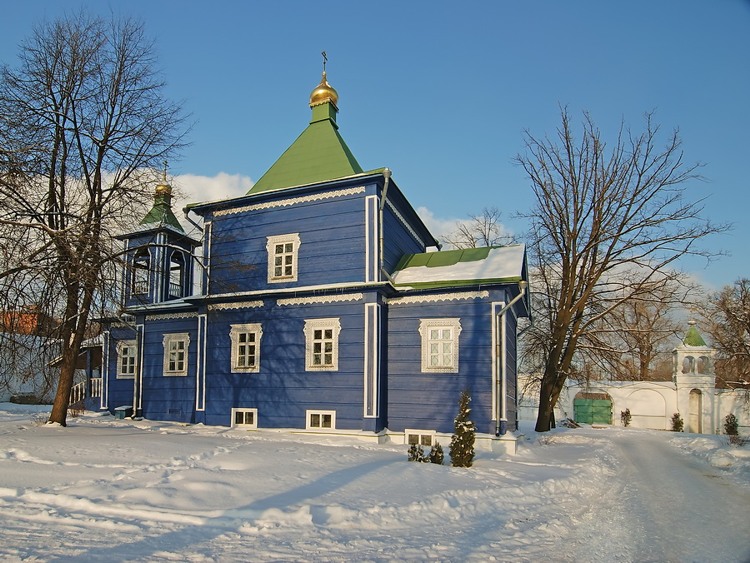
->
xmin=0 ymin=405 xmax=747 ymax=561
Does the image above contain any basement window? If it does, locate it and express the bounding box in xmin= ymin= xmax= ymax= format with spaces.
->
xmin=231 ymin=408 xmax=258 ymax=429
xmin=306 ymin=410 xmax=336 ymax=430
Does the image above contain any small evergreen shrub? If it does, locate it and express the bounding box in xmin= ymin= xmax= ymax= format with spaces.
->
xmin=407 ymin=444 xmax=427 ymax=462
xmin=429 ymin=442 xmax=444 ymax=465
xmin=724 ymin=414 xmax=739 ymax=436
xmin=450 ymin=390 xmax=476 ymax=468
xmin=723 ymin=414 xmax=744 ymax=445
xmin=671 ymin=412 xmax=684 ymax=432
xmin=621 ymin=408 xmax=632 ymax=427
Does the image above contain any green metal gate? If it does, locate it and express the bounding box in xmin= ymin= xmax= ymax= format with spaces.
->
xmin=574 ymin=398 xmax=612 ymax=425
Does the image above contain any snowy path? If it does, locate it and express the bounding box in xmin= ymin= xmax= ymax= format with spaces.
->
xmin=613 ymin=432 xmax=750 ymax=562
xmin=0 ymin=406 xmax=748 ymax=562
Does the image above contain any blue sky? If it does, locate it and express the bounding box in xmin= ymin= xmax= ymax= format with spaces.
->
xmin=1 ymin=1 xmax=748 ymax=288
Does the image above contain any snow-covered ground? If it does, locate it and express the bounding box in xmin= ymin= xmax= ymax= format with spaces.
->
xmin=0 ymin=404 xmax=748 ymax=562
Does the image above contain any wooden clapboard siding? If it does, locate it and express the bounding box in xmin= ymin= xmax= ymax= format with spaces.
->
xmin=208 ymin=189 xmax=368 ymax=293
xmin=106 ymin=325 xmax=138 ymax=410
xmin=140 ymin=317 xmax=199 ymax=423
xmin=504 ymin=312 xmax=519 ymax=430
xmin=201 ymin=299 xmax=368 ymax=429
xmin=386 ymin=295 xmax=496 ymax=434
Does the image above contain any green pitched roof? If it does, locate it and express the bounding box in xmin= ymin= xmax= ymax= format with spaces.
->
xmin=139 ymin=192 xmax=184 ymax=233
xmin=248 ymin=102 xmax=363 ymax=195
xmin=683 ymin=324 xmax=707 ymax=347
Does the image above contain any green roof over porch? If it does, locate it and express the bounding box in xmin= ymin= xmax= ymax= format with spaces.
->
xmin=391 ymin=244 xmax=526 ymax=289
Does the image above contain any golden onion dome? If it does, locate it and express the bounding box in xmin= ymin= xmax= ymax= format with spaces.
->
xmin=154 ymin=182 xmax=172 ymax=197
xmin=309 ymin=71 xmax=338 ymax=107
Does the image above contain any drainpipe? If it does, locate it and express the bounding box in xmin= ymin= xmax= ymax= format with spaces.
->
xmin=378 ymin=168 xmax=391 ymax=281
xmin=495 ymin=280 xmax=528 ymax=436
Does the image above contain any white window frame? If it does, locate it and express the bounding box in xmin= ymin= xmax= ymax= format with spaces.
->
xmin=306 ymin=409 xmax=336 ymax=430
xmin=229 ymin=323 xmax=263 ymax=373
xmin=304 ymin=318 xmax=341 ymax=371
xmin=163 ymin=333 xmax=190 ymax=376
xmin=405 ymin=429 xmax=436 ymax=448
xmin=419 ymin=318 xmax=462 ymax=373
xmin=231 ymin=408 xmax=258 ymax=429
xmin=267 ymin=233 xmax=301 ymax=283
xmin=116 ymin=340 xmax=137 ymax=379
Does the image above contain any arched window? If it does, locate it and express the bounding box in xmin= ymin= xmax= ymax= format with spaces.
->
xmin=682 ymin=355 xmax=695 ymax=374
xmin=169 ymin=251 xmax=185 ymax=298
xmin=697 ymin=356 xmax=711 ymax=374
xmin=132 ymin=249 xmax=150 ymax=295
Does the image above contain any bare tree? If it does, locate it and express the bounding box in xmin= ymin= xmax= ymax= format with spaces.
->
xmin=698 ymin=279 xmax=750 ymax=387
xmin=516 ymin=108 xmax=726 ymax=431
xmin=442 ymin=207 xmax=515 ymax=249
xmin=0 ymin=11 xmax=187 ymax=425
xmin=580 ymin=278 xmax=694 ymax=381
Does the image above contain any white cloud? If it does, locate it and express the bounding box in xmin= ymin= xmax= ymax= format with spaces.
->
xmin=172 ymin=172 xmax=254 ymax=207
xmin=415 ymin=206 xmax=461 ymax=243
xmin=416 ymin=206 xmax=516 ymax=249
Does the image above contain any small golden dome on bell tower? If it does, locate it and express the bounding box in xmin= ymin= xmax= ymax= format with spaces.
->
xmin=155 ymin=182 xmax=172 ymax=197
xmin=309 ymin=70 xmax=338 ymax=108
xmin=309 ymin=51 xmax=338 ymax=108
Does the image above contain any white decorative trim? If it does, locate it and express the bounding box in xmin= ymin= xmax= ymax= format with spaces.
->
xmin=146 ymin=312 xmax=198 ymax=321
xmin=386 ymin=199 xmax=425 ymax=248
xmin=388 ymin=291 xmax=489 ymax=306
xmin=304 ymin=318 xmax=341 ymax=371
xmin=208 ymin=301 xmax=264 ymax=311
xmin=162 ymin=332 xmax=191 ymax=376
xmin=419 ymin=318 xmax=462 ymax=373
xmin=278 ymin=293 xmax=363 ymax=307
xmin=229 ymin=323 xmax=263 ymax=373
xmin=215 ymin=187 xmax=366 ymax=217
xmin=267 ymin=233 xmax=301 ymax=283
xmin=115 ymin=340 xmax=137 ymax=379
xmin=365 ymin=195 xmax=379 ymax=284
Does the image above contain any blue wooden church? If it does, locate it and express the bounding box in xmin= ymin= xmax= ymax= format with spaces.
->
xmin=100 ymin=69 xmax=529 ymax=451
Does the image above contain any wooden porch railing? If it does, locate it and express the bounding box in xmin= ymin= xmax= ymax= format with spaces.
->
xmin=69 ymin=378 xmax=102 ymax=405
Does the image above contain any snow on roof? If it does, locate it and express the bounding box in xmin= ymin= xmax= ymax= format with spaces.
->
xmin=391 ymin=244 xmax=525 ymax=289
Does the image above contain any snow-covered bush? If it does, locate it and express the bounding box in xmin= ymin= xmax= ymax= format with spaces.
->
xmin=671 ymin=412 xmax=684 ymax=432
xmin=429 ymin=442 xmax=444 ymax=465
xmin=450 ymin=390 xmax=475 ymax=468
xmin=407 ymin=444 xmax=427 ymax=462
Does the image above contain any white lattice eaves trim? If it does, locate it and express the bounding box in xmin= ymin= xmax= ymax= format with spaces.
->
xmin=146 ymin=312 xmax=198 ymax=321
xmin=278 ymin=293 xmax=364 ymax=307
xmin=214 ymin=187 xmax=366 ymax=217
xmin=208 ymin=300 xmax=264 ymax=311
xmin=385 ymin=199 xmax=425 ymax=248
xmin=388 ymin=291 xmax=489 ymax=306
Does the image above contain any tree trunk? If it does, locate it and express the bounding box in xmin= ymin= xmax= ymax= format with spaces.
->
xmin=535 ymin=367 xmax=559 ymax=432
xmin=48 ymin=275 xmax=95 ymax=426
xmin=49 ymin=347 xmax=78 ymax=426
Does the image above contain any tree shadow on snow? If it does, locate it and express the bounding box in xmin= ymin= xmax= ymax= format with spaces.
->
xmin=50 ymin=456 xmax=397 ymax=561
